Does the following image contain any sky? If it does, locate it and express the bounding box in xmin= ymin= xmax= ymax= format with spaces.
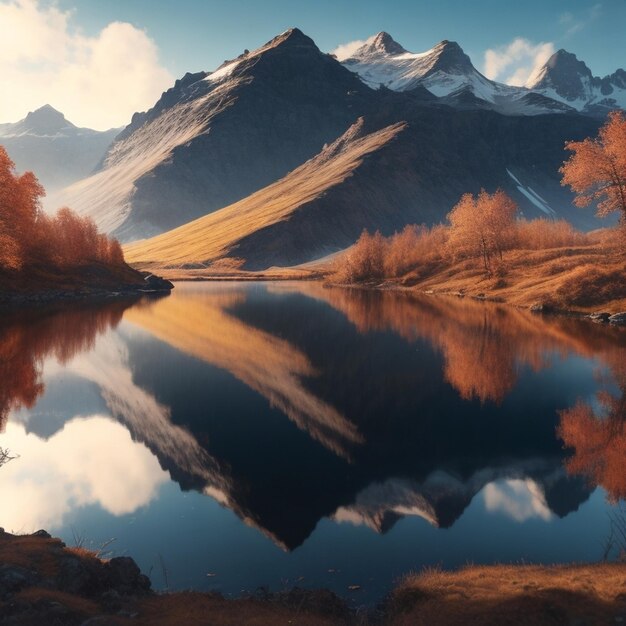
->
xmin=1 ymin=0 xmax=624 ymax=130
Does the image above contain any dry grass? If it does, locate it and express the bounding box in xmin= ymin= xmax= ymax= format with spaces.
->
xmin=408 ymin=243 xmax=626 ymax=312
xmin=129 ymin=592 xmax=348 ymax=626
xmin=328 ymin=221 xmax=626 ymax=312
xmin=388 ymin=563 xmax=626 ymax=626
xmin=1 ymin=531 xmax=625 ymax=625
xmin=124 ymin=119 xmax=405 ymax=271
xmin=0 ymin=533 xmax=67 ymax=579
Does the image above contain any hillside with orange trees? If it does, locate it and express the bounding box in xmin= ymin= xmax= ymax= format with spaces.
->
xmin=328 ymin=113 xmax=626 ymax=313
xmin=0 ymin=146 xmax=171 ymax=301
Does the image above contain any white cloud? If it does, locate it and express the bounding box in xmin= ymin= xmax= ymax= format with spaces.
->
xmin=483 ymin=479 xmax=553 ymax=522
xmin=330 ymin=37 xmax=370 ymax=61
xmin=0 ymin=417 xmax=168 ymax=532
xmin=0 ymin=0 xmax=173 ymax=130
xmin=560 ymin=3 xmax=602 ymax=38
xmin=483 ymin=38 xmax=555 ymax=87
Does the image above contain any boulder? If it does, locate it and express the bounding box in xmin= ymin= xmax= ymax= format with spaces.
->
xmin=142 ymin=273 xmax=174 ymax=292
xmin=589 ymin=312 xmax=610 ymax=323
xmin=609 ymin=312 xmax=626 ymax=325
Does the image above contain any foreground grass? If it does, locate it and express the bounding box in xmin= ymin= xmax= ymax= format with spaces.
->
xmin=389 ymin=564 xmax=626 ymax=626
xmin=1 ymin=530 xmax=625 ymax=625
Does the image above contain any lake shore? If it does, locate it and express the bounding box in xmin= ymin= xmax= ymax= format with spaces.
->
xmin=130 ymin=242 xmax=626 ymax=317
xmin=1 ymin=529 xmax=624 ymax=625
xmin=0 ymin=264 xmax=174 ymax=307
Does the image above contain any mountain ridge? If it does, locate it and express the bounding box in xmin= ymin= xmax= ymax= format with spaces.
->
xmin=342 ymin=31 xmax=625 ymax=116
xmin=0 ymin=105 xmax=119 ymax=192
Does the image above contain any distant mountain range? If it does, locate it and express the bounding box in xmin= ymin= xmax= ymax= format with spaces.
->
xmin=341 ymin=32 xmax=626 ymax=116
xmin=0 ymin=105 xmax=118 ymax=193
xmin=2 ymin=29 xmax=623 ymax=270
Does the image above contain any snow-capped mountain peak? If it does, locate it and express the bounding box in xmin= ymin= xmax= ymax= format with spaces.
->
xmin=341 ymin=34 xmax=593 ymax=115
xmin=343 ymin=36 xmax=479 ymax=92
xmin=351 ymin=31 xmax=408 ymax=58
xmin=0 ymin=104 xmax=75 ymax=138
xmin=527 ymin=49 xmax=626 ymax=114
xmin=526 ymin=49 xmax=593 ymax=97
xmin=423 ymin=40 xmax=474 ymax=75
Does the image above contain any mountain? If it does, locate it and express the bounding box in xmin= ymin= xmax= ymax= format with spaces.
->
xmin=0 ymin=105 xmax=118 ymax=193
xmin=124 ymin=119 xmax=409 ymax=269
xmin=341 ymin=33 xmax=576 ymax=115
xmin=125 ymin=108 xmax=602 ymax=271
xmin=527 ymin=49 xmax=626 ymax=115
xmin=53 ymin=29 xmax=376 ymax=240
xmin=58 ymin=28 xmax=604 ymax=260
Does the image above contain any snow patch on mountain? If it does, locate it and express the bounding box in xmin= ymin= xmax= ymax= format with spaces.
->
xmin=507 ymin=169 xmax=557 ymax=217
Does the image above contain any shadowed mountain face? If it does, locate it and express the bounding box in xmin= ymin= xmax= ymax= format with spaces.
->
xmin=0 ymin=105 xmax=118 ymax=193
xmin=4 ymin=285 xmax=623 ymax=551
xmin=56 ymin=28 xmax=605 ymax=253
xmin=124 ymin=109 xmax=602 ymax=271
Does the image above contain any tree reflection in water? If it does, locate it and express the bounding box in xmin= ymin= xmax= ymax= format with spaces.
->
xmin=0 ymin=298 xmax=148 ymax=430
xmin=559 ymin=354 xmax=626 ymax=503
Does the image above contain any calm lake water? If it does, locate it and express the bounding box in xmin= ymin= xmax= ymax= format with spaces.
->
xmin=1 ymin=282 xmax=624 ymax=605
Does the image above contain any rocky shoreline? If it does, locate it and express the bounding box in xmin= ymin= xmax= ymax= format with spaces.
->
xmin=1 ymin=530 xmax=624 ymax=625
xmin=0 ymin=273 xmax=174 ymax=308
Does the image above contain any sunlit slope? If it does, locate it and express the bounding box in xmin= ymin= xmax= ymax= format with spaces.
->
xmin=124 ymin=119 xmax=405 ymax=270
xmin=52 ymin=29 xmax=376 ymax=240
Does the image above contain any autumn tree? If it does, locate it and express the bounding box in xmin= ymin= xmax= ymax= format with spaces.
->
xmin=560 ymin=111 xmax=626 ymax=222
xmin=447 ymin=189 xmax=518 ymax=273
xmin=0 ymin=145 xmax=127 ymax=273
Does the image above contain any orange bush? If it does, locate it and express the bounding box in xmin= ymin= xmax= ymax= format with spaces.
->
xmin=516 ymin=218 xmax=589 ymax=249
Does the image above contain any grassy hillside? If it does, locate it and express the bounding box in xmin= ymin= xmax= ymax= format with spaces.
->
xmin=124 ymin=119 xmax=405 ymax=271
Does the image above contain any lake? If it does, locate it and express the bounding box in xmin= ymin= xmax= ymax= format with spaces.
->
xmin=0 ymin=282 xmax=624 ymax=606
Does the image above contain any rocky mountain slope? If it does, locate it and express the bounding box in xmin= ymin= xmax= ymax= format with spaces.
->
xmin=54 ymin=29 xmax=376 ymax=240
xmin=55 ymin=28 xmax=609 ymax=267
xmin=0 ymin=105 xmax=118 ymax=193
xmin=125 ymin=106 xmax=600 ymax=271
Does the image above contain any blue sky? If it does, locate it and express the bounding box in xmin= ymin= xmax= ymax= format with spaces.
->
xmin=0 ymin=0 xmax=623 ymax=128
xmin=60 ymin=0 xmax=623 ymax=77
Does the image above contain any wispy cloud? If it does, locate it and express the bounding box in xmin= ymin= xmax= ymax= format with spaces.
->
xmin=330 ymin=37 xmax=371 ymax=61
xmin=483 ymin=38 xmax=555 ymax=87
xmin=559 ymin=3 xmax=603 ymax=38
xmin=0 ymin=0 xmax=173 ymax=129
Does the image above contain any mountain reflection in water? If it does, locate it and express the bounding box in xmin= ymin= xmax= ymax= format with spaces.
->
xmin=0 ymin=283 xmax=624 ymax=572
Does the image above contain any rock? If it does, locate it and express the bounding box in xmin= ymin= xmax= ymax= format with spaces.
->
xmin=106 ymin=557 xmax=151 ymax=595
xmin=0 ymin=565 xmax=38 ymax=596
xmin=142 ymin=273 xmax=174 ymax=292
xmin=609 ymin=312 xmax=626 ymax=325
xmin=32 ymin=530 xmax=51 ymax=538
xmin=530 ymin=303 xmax=554 ymax=314
xmin=589 ymin=312 xmax=610 ymax=323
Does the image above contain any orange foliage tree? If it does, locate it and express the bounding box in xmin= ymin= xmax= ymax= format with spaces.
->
xmin=560 ymin=111 xmax=626 ymax=222
xmin=447 ymin=189 xmax=518 ymax=274
xmin=0 ymin=146 xmax=126 ymax=273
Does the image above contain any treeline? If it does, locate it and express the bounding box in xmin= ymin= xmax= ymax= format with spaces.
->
xmin=333 ymin=193 xmax=591 ymax=284
xmin=334 ymin=111 xmax=626 ymax=285
xmin=0 ymin=146 xmax=125 ymax=273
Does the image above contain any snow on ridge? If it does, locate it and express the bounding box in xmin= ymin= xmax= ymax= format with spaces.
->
xmin=507 ymin=169 xmax=557 ymax=217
